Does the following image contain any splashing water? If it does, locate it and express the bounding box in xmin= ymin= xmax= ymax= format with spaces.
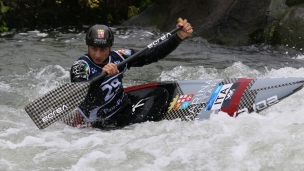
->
xmin=1 ymin=28 xmax=304 ymax=170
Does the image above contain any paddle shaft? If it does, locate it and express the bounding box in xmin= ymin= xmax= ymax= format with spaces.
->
xmin=91 ymin=26 xmax=182 ymax=85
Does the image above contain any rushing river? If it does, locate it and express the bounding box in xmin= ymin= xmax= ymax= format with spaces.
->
xmin=1 ymin=26 xmax=304 ymax=170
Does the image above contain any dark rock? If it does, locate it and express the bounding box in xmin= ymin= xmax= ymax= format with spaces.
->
xmin=203 ymin=0 xmax=272 ymax=46
xmin=123 ymin=0 xmax=272 ymax=46
xmin=285 ymin=0 xmax=304 ymax=7
xmin=276 ymin=4 xmax=304 ymax=49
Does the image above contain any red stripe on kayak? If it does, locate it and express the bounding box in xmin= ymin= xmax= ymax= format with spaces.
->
xmin=124 ymin=82 xmax=159 ymax=93
xmin=221 ymin=78 xmax=253 ymax=117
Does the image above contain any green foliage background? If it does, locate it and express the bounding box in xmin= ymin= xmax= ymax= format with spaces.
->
xmin=0 ymin=0 xmax=9 ymax=32
xmin=0 ymin=0 xmax=153 ymax=32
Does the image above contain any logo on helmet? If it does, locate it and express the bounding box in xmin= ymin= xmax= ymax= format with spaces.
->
xmin=97 ymin=29 xmax=104 ymax=38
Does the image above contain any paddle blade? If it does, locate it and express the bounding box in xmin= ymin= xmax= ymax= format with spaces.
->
xmin=25 ymin=82 xmax=90 ymax=129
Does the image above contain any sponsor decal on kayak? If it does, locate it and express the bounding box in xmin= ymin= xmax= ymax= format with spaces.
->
xmin=205 ymin=84 xmax=233 ymax=111
xmin=221 ymin=82 xmax=240 ymax=108
xmin=233 ymin=95 xmax=278 ymax=117
xmin=167 ymin=95 xmax=179 ymax=112
xmin=167 ymin=94 xmax=195 ymax=111
xmin=173 ymin=94 xmax=194 ymax=110
xmin=221 ymin=78 xmax=253 ymax=116
xmin=132 ymin=99 xmax=145 ymax=112
xmin=168 ymin=80 xmax=219 ymax=113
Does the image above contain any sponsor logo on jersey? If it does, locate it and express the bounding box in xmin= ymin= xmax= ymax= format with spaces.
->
xmin=117 ymin=49 xmax=132 ymax=56
xmin=114 ymin=60 xmax=120 ymax=65
xmin=84 ymin=65 xmax=90 ymax=79
xmin=91 ymin=67 xmax=97 ymax=74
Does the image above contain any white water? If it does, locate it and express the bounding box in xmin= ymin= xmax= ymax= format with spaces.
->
xmin=1 ymin=28 xmax=304 ymax=170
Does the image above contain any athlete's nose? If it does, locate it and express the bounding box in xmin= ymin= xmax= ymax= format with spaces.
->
xmin=95 ymin=49 xmax=103 ymax=58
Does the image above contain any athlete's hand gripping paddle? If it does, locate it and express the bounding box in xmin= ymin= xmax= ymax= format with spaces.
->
xmin=25 ymin=18 xmax=183 ymax=129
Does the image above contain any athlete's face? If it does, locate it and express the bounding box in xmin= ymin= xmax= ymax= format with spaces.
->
xmin=88 ymin=46 xmax=111 ymax=65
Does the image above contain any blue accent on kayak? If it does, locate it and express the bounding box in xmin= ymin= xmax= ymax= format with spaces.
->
xmin=205 ymin=85 xmax=222 ymax=111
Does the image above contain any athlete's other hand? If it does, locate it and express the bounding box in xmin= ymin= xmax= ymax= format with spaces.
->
xmin=176 ymin=18 xmax=193 ymax=40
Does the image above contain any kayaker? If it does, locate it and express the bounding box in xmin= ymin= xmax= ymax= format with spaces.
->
xmin=70 ymin=18 xmax=193 ymax=128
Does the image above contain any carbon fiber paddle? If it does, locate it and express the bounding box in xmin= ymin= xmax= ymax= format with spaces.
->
xmin=25 ymin=26 xmax=182 ymax=129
